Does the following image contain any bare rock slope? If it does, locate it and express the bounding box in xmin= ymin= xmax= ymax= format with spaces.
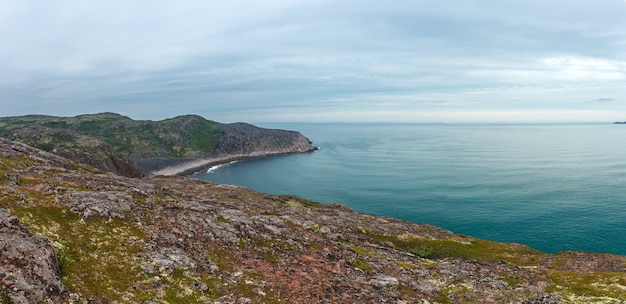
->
xmin=1 ymin=137 xmax=625 ymax=303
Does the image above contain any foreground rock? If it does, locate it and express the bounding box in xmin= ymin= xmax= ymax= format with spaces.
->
xmin=0 ymin=208 xmax=66 ymax=303
xmin=0 ymin=137 xmax=625 ymax=303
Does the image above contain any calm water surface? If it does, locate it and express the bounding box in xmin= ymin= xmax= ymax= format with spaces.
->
xmin=193 ymin=123 xmax=626 ymax=255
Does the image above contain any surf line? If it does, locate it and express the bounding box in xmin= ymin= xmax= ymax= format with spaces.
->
xmin=206 ymin=160 xmax=238 ymax=173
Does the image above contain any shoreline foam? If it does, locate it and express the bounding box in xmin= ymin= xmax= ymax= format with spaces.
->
xmin=147 ymin=148 xmax=318 ymax=177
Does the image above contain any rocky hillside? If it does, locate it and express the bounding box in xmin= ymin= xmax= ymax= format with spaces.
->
xmin=0 ymin=113 xmax=315 ymax=177
xmin=1 ymin=138 xmax=626 ymax=303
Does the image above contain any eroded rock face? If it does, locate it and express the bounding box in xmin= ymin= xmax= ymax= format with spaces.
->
xmin=0 ymin=208 xmax=66 ymax=303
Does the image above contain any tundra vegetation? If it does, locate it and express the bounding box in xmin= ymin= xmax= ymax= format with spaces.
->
xmin=0 ymin=134 xmax=625 ymax=303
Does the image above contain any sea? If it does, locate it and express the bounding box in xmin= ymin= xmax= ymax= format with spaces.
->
xmin=192 ymin=123 xmax=626 ymax=255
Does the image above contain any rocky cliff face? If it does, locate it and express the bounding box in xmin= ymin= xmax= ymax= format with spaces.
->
xmin=213 ymin=123 xmax=314 ymax=156
xmin=0 ymin=113 xmax=316 ymax=177
xmin=1 ymin=138 xmax=625 ymax=303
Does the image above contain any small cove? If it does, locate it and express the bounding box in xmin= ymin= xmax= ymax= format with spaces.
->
xmin=193 ymin=123 xmax=626 ymax=255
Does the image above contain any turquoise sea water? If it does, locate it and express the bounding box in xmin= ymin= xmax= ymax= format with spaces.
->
xmin=193 ymin=123 xmax=626 ymax=255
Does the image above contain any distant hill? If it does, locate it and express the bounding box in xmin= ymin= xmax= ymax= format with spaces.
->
xmin=0 ymin=113 xmax=315 ymax=177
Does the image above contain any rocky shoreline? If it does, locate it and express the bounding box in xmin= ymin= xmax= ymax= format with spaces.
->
xmin=134 ymin=147 xmax=319 ymax=177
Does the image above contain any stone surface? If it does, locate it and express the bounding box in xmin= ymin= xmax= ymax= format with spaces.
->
xmin=0 ymin=208 xmax=66 ymax=303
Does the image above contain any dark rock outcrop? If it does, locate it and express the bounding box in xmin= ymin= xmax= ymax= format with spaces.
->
xmin=0 ymin=208 xmax=66 ymax=303
xmin=214 ymin=122 xmax=314 ymax=156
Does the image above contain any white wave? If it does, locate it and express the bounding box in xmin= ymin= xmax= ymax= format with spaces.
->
xmin=206 ymin=160 xmax=238 ymax=173
xmin=206 ymin=164 xmax=223 ymax=173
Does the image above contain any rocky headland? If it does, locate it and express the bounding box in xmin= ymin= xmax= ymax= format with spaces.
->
xmin=0 ymin=113 xmax=316 ymax=177
xmin=1 ymin=135 xmax=626 ymax=302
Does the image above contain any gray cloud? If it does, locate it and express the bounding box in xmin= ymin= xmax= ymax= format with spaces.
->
xmin=1 ymin=0 xmax=626 ymax=122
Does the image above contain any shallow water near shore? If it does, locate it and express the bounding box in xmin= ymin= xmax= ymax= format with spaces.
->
xmin=192 ymin=123 xmax=626 ymax=255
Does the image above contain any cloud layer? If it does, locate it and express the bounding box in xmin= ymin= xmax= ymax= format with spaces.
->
xmin=1 ymin=0 xmax=626 ymax=122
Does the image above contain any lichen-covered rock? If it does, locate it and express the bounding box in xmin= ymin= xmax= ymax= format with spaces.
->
xmin=143 ymin=247 xmax=197 ymax=273
xmin=1 ymin=137 xmax=625 ymax=303
xmin=369 ymin=275 xmax=399 ymax=288
xmin=56 ymin=191 xmax=133 ymax=219
xmin=0 ymin=208 xmax=66 ymax=303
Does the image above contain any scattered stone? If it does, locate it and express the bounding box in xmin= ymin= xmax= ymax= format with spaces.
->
xmin=369 ymin=275 xmax=400 ymax=288
xmin=519 ymin=293 xmax=567 ymax=304
xmin=236 ymin=297 xmax=252 ymax=304
xmin=144 ymin=247 xmax=197 ymax=273
xmin=4 ymin=173 xmax=19 ymax=184
xmin=140 ymin=263 xmax=157 ymax=274
xmin=318 ymin=226 xmax=332 ymax=234
xmin=191 ymin=281 xmax=209 ymax=293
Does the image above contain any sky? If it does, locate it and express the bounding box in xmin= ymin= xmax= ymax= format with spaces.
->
xmin=1 ymin=0 xmax=626 ymax=123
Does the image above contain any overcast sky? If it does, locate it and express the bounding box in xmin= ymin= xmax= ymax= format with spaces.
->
xmin=1 ymin=0 xmax=626 ymax=123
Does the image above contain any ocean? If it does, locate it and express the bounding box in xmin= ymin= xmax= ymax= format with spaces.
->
xmin=192 ymin=123 xmax=626 ymax=255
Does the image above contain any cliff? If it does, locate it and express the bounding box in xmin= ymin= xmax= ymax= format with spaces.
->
xmin=1 ymin=137 xmax=625 ymax=303
xmin=0 ymin=113 xmax=316 ymax=177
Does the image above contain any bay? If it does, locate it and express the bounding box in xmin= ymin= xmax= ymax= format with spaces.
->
xmin=192 ymin=123 xmax=626 ymax=255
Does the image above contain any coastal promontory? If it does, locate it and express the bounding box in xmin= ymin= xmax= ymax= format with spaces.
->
xmin=0 ymin=113 xmax=316 ymax=177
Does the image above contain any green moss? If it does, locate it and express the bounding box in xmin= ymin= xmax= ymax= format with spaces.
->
xmin=160 ymin=269 xmax=213 ymax=303
xmin=547 ymin=270 xmax=626 ymax=300
xmin=11 ymin=205 xmax=148 ymax=301
xmin=364 ymin=231 xmax=545 ymax=265
xmin=131 ymin=192 xmax=147 ymax=204
xmin=216 ymin=215 xmax=231 ymax=223
xmin=16 ymin=177 xmax=41 ymax=185
xmin=350 ymin=246 xmax=381 ymax=257
xmin=409 ymin=244 xmax=434 ymax=258
xmin=0 ymin=155 xmax=36 ymax=170
xmin=206 ymin=246 xmax=237 ymax=273
xmin=396 ymin=261 xmax=421 ymax=269
xmin=246 ymin=237 xmax=280 ymax=263
xmin=282 ymin=219 xmax=300 ymax=230
xmin=278 ymin=195 xmax=321 ymax=209
xmin=500 ymin=277 xmax=522 ymax=287
xmin=0 ymin=174 xmax=11 ymax=185
xmin=349 ymin=257 xmax=373 ymax=271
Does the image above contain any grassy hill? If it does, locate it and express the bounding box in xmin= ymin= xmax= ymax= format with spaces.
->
xmin=0 ymin=113 xmax=315 ymax=176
